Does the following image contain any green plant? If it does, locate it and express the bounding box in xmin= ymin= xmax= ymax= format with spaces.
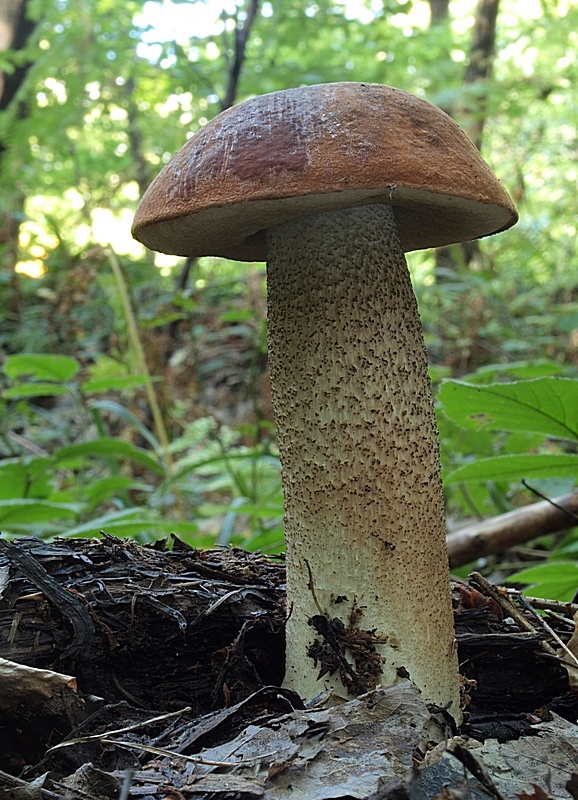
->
xmin=0 ymin=352 xmax=282 ymax=546
xmin=438 ymin=371 xmax=578 ymax=600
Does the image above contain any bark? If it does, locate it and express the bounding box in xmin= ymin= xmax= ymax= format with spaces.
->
xmin=3 ymin=493 xmax=571 ymax=707
xmin=0 ymin=537 xmax=285 ymax=714
xmin=125 ymin=77 xmax=154 ymax=200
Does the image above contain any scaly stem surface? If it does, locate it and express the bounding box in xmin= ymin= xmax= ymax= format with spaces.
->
xmin=266 ymin=204 xmax=460 ymax=718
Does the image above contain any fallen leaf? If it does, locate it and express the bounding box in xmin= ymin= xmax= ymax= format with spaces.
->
xmin=178 ymin=681 xmax=430 ymax=800
xmin=515 ymin=783 xmax=553 ymax=800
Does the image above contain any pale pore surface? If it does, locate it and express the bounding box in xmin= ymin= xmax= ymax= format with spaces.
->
xmin=266 ymin=204 xmax=460 ymax=714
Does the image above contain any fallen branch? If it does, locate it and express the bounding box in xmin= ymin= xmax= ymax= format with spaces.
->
xmin=447 ymin=491 xmax=578 ymax=568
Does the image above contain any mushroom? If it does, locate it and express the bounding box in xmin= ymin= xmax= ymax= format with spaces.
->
xmin=132 ymin=82 xmax=517 ymax=724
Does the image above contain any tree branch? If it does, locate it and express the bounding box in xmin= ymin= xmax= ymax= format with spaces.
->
xmin=447 ymin=491 xmax=578 ymax=568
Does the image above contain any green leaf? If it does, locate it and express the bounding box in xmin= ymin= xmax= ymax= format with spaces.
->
xmin=3 ymin=383 xmax=69 ymax=399
xmin=439 ymin=378 xmax=578 ymax=440
xmin=58 ymin=508 xmax=198 ymax=538
xmin=504 ymin=363 xmax=569 ymax=379
xmin=0 ymin=464 xmax=29 ymax=500
xmin=0 ymin=457 xmax=54 ymax=500
xmin=82 ymin=375 xmax=149 ymax=393
xmin=57 ymin=508 xmax=143 ymax=536
xmin=462 ymin=361 xmax=567 ymax=382
xmin=0 ymin=499 xmax=82 ymax=523
xmin=54 ymin=439 xmax=165 ymax=475
xmin=553 ymin=540 xmax=578 ymax=558
xmin=508 ymin=562 xmax=578 ymax=602
xmin=227 ymin=501 xmax=284 ymax=518
xmin=220 ymin=309 xmax=254 ymax=322
xmin=172 ymin=452 xmax=280 ymax=482
xmin=3 ymin=354 xmax=79 ymax=382
xmin=446 ymin=454 xmax=578 ymax=483
xmin=89 ymin=400 xmax=161 ymax=451
xmin=509 ymin=563 xmax=575 ymax=583
xmin=83 ymin=476 xmax=139 ymax=507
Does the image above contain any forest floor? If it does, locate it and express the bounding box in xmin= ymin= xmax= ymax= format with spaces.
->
xmin=0 ymin=536 xmax=577 ymax=799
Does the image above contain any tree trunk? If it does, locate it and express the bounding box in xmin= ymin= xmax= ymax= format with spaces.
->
xmin=428 ymin=0 xmax=450 ymax=25
xmin=460 ymin=0 xmax=501 ymax=150
xmin=0 ymin=0 xmax=37 ymax=311
xmin=0 ymin=0 xmax=35 ymax=108
xmin=125 ymin=76 xmax=155 ymax=200
xmin=432 ymin=0 xmax=501 ymax=284
xmin=172 ymin=0 xmax=259 ymax=299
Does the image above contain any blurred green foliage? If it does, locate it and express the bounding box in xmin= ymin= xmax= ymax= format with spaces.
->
xmin=0 ymin=351 xmax=283 ymax=546
xmin=1 ymin=0 xmax=577 ymax=598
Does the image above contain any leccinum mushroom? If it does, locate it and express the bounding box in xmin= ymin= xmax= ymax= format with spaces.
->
xmin=132 ymin=83 xmax=517 ymax=724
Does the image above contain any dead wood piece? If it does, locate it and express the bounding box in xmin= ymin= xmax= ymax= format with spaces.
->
xmin=447 ymin=491 xmax=578 ymax=568
xmin=0 ymin=658 xmax=76 ymax=709
xmin=0 ymin=537 xmax=285 ymax=715
xmin=0 ymin=539 xmax=95 ymax=661
xmin=454 ymin=574 xmax=575 ymax=721
xmin=507 ymin=593 xmax=578 ymax=617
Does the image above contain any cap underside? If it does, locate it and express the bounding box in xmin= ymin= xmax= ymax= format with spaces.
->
xmin=136 ymin=186 xmax=514 ymax=261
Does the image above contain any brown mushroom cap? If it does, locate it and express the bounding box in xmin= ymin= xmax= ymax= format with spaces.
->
xmin=132 ymin=82 xmax=518 ymax=261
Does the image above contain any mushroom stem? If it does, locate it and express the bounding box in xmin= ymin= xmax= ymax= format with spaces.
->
xmin=266 ymin=204 xmax=460 ymax=719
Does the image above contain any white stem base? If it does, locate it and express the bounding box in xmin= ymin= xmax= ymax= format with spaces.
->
xmin=266 ymin=204 xmax=460 ymax=721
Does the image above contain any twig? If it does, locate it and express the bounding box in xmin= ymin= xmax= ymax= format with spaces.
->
xmin=47 ymin=706 xmax=192 ymax=753
xmin=469 ymin=572 xmax=558 ymax=658
xmin=504 ymin=590 xmax=578 ymax=617
xmin=118 ymin=768 xmax=134 ymax=800
xmin=0 ymin=768 xmax=60 ymax=799
xmin=517 ymin=594 xmax=578 ymax=670
xmin=304 ymin=558 xmax=325 ymax=616
xmin=100 ymin=737 xmax=276 ymax=768
xmin=522 ymin=481 xmax=578 ymax=522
